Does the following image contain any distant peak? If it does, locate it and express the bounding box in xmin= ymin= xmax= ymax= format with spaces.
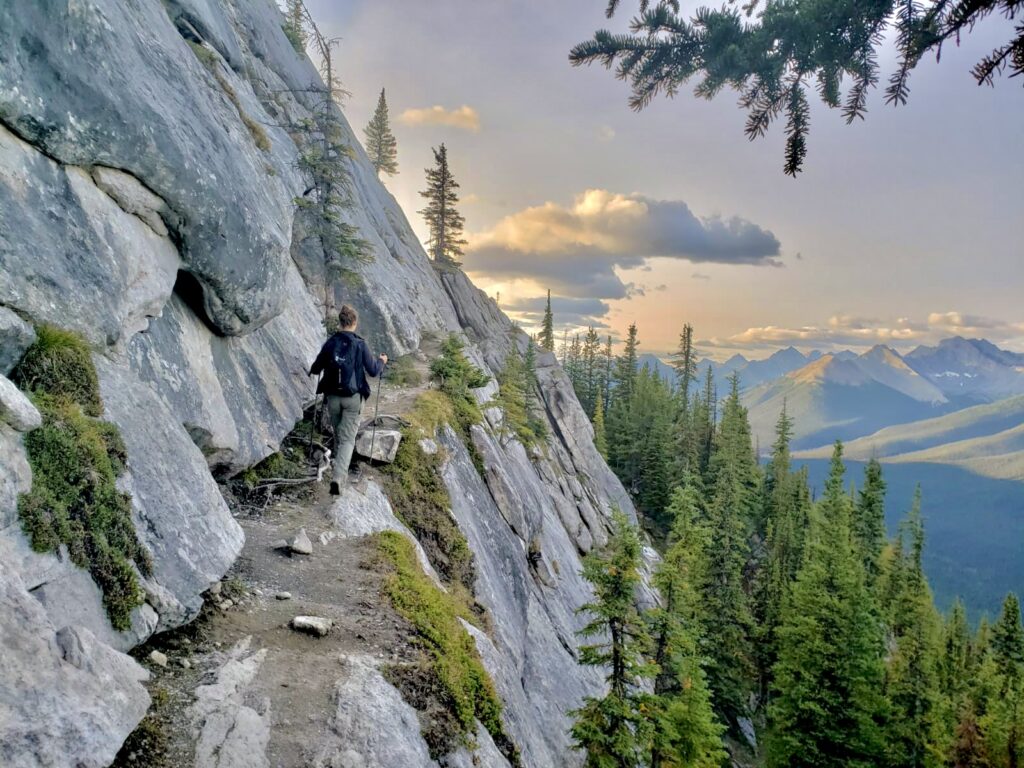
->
xmin=771 ymin=346 xmax=806 ymax=360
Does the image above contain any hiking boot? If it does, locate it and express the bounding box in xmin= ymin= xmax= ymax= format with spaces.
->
xmin=329 ymin=481 xmax=340 ymax=496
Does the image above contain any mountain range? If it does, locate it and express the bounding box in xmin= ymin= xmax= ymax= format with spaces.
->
xmin=644 ymin=337 xmax=1024 ymax=452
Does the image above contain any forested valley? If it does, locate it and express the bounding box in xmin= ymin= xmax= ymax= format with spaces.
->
xmin=546 ymin=316 xmax=1024 ymax=767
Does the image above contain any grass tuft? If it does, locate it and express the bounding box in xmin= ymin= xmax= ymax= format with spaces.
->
xmin=11 ymin=324 xmax=102 ymax=417
xmin=385 ymin=354 xmax=423 ymax=388
xmin=376 ymin=531 xmax=517 ymax=763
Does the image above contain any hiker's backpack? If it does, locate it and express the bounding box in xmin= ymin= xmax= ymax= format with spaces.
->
xmin=328 ymin=334 xmax=360 ymax=396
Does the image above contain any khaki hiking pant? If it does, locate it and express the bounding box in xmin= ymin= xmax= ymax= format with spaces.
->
xmin=326 ymin=393 xmax=362 ymax=483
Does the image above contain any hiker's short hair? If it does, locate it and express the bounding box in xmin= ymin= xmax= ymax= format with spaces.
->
xmin=338 ymin=305 xmax=358 ymax=329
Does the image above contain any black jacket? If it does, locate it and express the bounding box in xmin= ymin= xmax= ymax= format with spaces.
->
xmin=309 ymin=331 xmax=383 ymax=400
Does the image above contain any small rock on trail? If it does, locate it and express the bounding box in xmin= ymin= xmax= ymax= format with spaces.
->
xmin=289 ymin=616 xmax=333 ymax=637
xmin=148 ymin=650 xmax=168 ymax=668
xmin=288 ymin=528 xmax=313 ymax=555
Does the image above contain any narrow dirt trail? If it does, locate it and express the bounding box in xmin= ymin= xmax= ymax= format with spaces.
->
xmin=211 ymin=491 xmax=416 ymax=767
xmin=122 ymin=349 xmax=444 ymax=768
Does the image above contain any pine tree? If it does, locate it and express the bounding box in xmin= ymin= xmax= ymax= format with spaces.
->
xmin=601 ymin=335 xmax=613 ymax=412
xmin=282 ymin=0 xmax=307 ymax=52
xmin=363 ymin=88 xmax=398 ymax=177
xmin=646 ymin=483 xmax=727 ymax=768
xmin=977 ymin=602 xmax=1024 ymax=768
xmin=992 ymin=594 xmax=1024 ymax=675
xmin=607 ymin=325 xmax=641 ymax=486
xmin=854 ymin=458 xmax=888 ymax=586
xmin=582 ymin=327 xmax=602 ymax=417
xmin=695 ymin=366 xmax=717 ymax=485
xmin=884 ymin=488 xmax=944 ymax=768
xmin=669 ymin=323 xmax=698 ymax=406
xmin=571 ymin=512 xmax=652 ymax=767
xmin=941 ymin=600 xmax=974 ymax=698
xmin=540 ymin=290 xmax=555 ymax=352
xmin=756 ymin=403 xmax=810 ymax=698
xmin=615 ymin=324 xmax=640 ymax=401
xmin=593 ymin=395 xmax=608 ymax=459
xmin=286 ymin=10 xmax=368 ymax=321
xmin=767 ymin=442 xmax=886 ymax=767
xmin=633 ymin=367 xmax=675 ymax=525
xmin=573 ymin=0 xmax=1024 ymax=176
xmin=418 ymin=143 xmax=467 ymax=266
xmin=698 ymin=375 xmax=758 ymax=728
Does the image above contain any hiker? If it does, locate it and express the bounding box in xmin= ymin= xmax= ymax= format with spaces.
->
xmin=309 ymin=305 xmax=387 ymax=495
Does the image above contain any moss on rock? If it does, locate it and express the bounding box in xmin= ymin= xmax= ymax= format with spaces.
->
xmin=12 ymin=325 xmax=149 ymax=631
xmin=376 ymin=531 xmax=516 ymax=763
xmin=18 ymin=395 xmax=151 ymax=630
xmin=380 ymin=422 xmax=475 ymax=594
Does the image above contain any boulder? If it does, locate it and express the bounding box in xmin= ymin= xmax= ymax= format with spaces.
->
xmin=0 ymin=308 xmax=34 ymax=375
xmin=354 ymin=427 xmax=402 ymax=463
xmin=0 ymin=376 xmax=41 ymax=433
xmin=0 ymin=126 xmax=181 ymax=348
xmin=0 ymin=561 xmax=150 ymax=768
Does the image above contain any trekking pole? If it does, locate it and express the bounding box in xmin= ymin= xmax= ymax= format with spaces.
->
xmin=308 ymin=371 xmax=322 ymax=463
xmin=367 ymin=361 xmax=386 ymax=463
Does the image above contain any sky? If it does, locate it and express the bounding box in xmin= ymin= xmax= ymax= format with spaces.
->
xmin=307 ymin=0 xmax=1024 ymax=360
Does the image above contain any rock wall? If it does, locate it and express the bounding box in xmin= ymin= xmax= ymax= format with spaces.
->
xmin=0 ymin=1 xmax=642 ymax=765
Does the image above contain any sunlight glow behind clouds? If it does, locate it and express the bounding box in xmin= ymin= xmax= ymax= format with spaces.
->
xmin=463 ymin=189 xmax=781 ymax=299
xmin=397 ymin=104 xmax=482 ymax=132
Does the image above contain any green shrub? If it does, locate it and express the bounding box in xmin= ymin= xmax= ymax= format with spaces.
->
xmin=430 ymin=334 xmax=489 ymax=394
xmin=495 ymin=345 xmax=547 ymax=448
xmin=282 ymin=23 xmax=305 ymax=54
xmin=376 ymin=531 xmax=516 ymax=762
xmin=18 ymin=394 xmax=150 ymax=630
xmin=238 ymin=449 xmax=307 ymax=489
xmin=428 ymin=334 xmax=490 ymax=468
xmin=11 ymin=324 xmax=102 ymax=416
xmin=12 ymin=324 xmax=148 ymax=629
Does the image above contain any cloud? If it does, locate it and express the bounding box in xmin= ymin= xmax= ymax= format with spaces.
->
xmin=398 ymin=105 xmax=481 ymax=132
xmin=502 ymin=295 xmax=610 ymax=330
xmin=463 ymin=189 xmax=782 ymax=299
xmin=700 ymin=311 xmax=1024 ymax=353
xmin=597 ymin=125 xmax=616 ymax=142
xmin=925 ymin=311 xmax=1024 ymax=337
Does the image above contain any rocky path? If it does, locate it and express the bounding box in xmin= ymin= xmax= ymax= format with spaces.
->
xmin=118 ymin=477 xmax=423 ymax=768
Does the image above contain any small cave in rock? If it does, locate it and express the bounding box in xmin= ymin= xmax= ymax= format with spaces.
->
xmin=173 ymin=269 xmax=221 ymax=335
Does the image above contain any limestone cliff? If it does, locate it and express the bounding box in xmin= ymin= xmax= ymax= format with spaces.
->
xmin=0 ymin=2 xmax=643 ymax=766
